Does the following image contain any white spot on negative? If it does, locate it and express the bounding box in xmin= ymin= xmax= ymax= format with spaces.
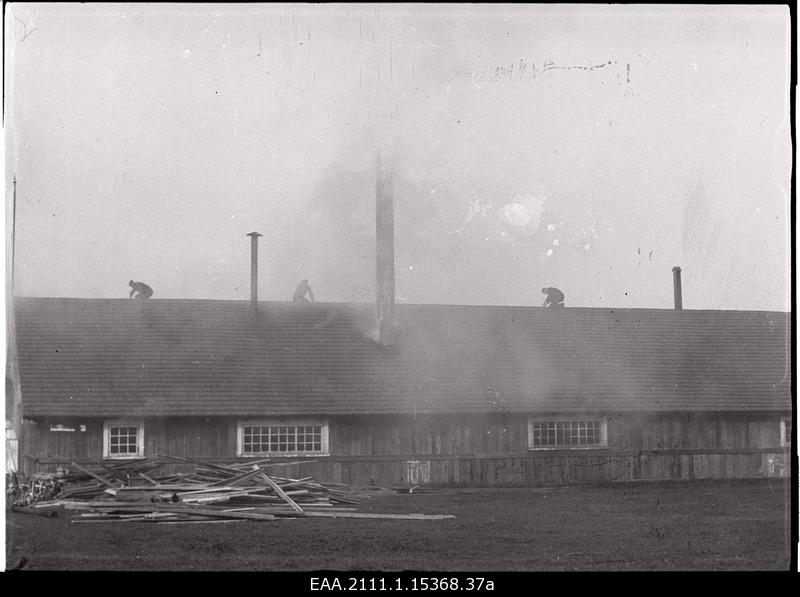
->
xmin=552 ymin=238 xmax=559 ymax=246
xmin=498 ymin=194 xmax=546 ymax=229
xmin=546 ymin=248 xmax=554 ymax=257
xmin=498 ymin=203 xmax=532 ymax=227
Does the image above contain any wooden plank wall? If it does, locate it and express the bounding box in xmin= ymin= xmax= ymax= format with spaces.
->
xmin=21 ymin=412 xmax=790 ymax=486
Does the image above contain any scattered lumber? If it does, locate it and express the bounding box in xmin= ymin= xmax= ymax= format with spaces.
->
xmin=258 ymin=473 xmax=304 ymax=513
xmin=84 ymin=504 xmax=282 ymax=521
xmin=11 ymin=505 xmax=59 ymax=518
xmin=104 ymin=489 xmax=180 ymax=503
xmin=11 ymin=455 xmax=454 ymax=524
xmin=300 ymin=511 xmax=456 ymax=520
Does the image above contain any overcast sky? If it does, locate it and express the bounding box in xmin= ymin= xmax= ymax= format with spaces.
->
xmin=4 ymin=3 xmax=792 ymax=311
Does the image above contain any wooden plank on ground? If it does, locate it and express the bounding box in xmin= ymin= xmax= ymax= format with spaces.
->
xmin=300 ymin=511 xmax=455 ymax=520
xmin=116 ymin=484 xmax=209 ymax=492
xmin=70 ymin=462 xmax=117 ymax=488
xmin=174 ymin=486 xmax=242 ymax=495
xmin=85 ymin=504 xmax=284 ymax=520
xmin=259 ymin=473 xmax=304 ymax=513
xmin=181 ymin=491 xmax=261 ymax=504
xmin=139 ymin=472 xmax=159 ymax=485
xmin=211 ymin=467 xmax=265 ymax=488
xmin=155 ymin=455 xmax=241 ymax=474
xmin=158 ymin=520 xmax=247 ymax=525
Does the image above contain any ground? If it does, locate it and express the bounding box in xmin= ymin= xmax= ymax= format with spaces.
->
xmin=5 ymin=479 xmax=792 ymax=572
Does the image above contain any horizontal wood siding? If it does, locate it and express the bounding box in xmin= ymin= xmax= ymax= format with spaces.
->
xmin=21 ymin=412 xmax=790 ymax=486
xmin=331 ymin=415 xmax=527 ymax=456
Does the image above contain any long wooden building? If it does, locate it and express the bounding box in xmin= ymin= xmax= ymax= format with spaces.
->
xmin=13 ymin=296 xmax=791 ymax=486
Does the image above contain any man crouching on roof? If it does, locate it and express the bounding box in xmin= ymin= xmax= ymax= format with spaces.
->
xmin=129 ymin=280 xmax=154 ymax=299
xmin=541 ymin=287 xmax=565 ymax=308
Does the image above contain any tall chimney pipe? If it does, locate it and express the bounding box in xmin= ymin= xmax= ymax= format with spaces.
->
xmin=672 ymin=266 xmax=683 ymax=310
xmin=247 ymin=231 xmax=262 ymax=315
xmin=376 ymin=153 xmax=395 ymax=346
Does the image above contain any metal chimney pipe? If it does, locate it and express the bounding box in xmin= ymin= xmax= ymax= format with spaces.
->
xmin=672 ymin=266 xmax=683 ymax=310
xmin=247 ymin=232 xmax=262 ymax=315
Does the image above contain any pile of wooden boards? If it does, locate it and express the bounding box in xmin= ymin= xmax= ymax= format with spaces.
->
xmin=15 ymin=456 xmax=454 ymax=523
xmin=7 ymin=472 xmax=63 ymax=507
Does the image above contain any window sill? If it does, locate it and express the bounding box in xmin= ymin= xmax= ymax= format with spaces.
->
xmin=528 ymin=445 xmax=608 ymax=451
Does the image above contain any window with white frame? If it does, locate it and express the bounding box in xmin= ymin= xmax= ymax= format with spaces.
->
xmin=103 ymin=420 xmax=145 ymax=458
xmin=528 ymin=417 xmax=608 ymax=449
xmin=237 ymin=420 xmax=329 ymax=457
xmin=781 ymin=417 xmax=792 ymax=448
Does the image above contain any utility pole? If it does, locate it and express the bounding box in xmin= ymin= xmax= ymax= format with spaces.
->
xmin=7 ymin=176 xmax=22 ymax=472
xmin=11 ymin=177 xmax=16 ymax=290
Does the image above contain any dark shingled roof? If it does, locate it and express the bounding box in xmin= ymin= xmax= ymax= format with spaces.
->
xmin=13 ymin=297 xmax=791 ymax=418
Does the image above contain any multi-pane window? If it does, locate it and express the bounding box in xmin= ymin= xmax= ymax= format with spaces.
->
xmin=529 ymin=418 xmax=607 ymax=449
xmin=781 ymin=418 xmax=792 ymax=448
xmin=103 ymin=420 xmax=144 ymax=458
xmin=239 ymin=421 xmax=328 ymax=456
xmin=109 ymin=427 xmax=139 ymax=455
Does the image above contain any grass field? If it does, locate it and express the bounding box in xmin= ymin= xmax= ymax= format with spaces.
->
xmin=5 ymin=478 xmax=792 ymax=571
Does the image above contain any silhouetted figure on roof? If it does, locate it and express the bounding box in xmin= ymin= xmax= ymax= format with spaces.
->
xmin=129 ymin=280 xmax=153 ymax=299
xmin=542 ymin=287 xmax=564 ymax=308
xmin=292 ymin=279 xmax=315 ymax=303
